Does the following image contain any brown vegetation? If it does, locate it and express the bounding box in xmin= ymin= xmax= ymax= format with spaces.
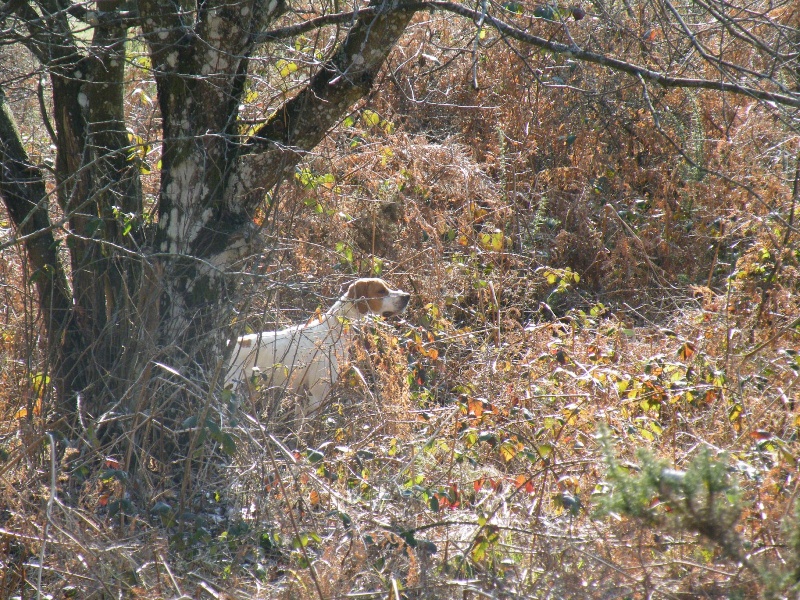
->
xmin=2 ymin=0 xmax=800 ymax=598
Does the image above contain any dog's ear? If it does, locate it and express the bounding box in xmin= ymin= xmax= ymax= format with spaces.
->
xmin=346 ymin=280 xmax=372 ymax=314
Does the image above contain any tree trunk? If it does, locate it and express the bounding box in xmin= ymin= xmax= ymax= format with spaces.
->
xmin=0 ymin=0 xmax=422 ymax=485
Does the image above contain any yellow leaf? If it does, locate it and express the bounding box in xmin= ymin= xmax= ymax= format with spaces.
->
xmin=472 ymin=539 xmax=487 ymax=561
xmin=780 ymin=445 xmax=797 ymax=468
xmin=30 ymin=373 xmax=49 ymax=398
xmin=480 ymin=231 xmax=504 ymax=252
xmin=362 ymin=110 xmax=380 ymax=127
xmin=276 ymin=60 xmax=298 ymax=77
xmin=470 ymin=203 xmax=488 ymax=220
xmin=499 ymin=441 xmax=518 ymax=462
xmin=536 ymin=443 xmax=553 ymax=459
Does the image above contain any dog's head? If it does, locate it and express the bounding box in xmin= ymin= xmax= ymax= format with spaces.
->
xmin=345 ymin=278 xmax=411 ymax=317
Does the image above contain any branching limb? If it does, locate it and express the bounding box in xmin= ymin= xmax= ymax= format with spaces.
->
xmin=258 ymin=1 xmax=800 ymax=109
xmin=0 ymin=85 xmax=73 ymax=338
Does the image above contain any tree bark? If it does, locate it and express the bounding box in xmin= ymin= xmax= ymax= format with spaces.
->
xmin=0 ymin=88 xmax=82 ymax=393
xmin=0 ymin=0 xmax=422 ymax=466
xmin=0 ymin=0 xmax=797 ymax=488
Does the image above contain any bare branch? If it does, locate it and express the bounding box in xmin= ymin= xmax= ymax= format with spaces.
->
xmin=0 ymin=85 xmax=73 ymax=332
xmin=259 ymin=1 xmax=800 ymax=109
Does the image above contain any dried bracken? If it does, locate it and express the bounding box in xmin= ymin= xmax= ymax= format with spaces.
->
xmin=1 ymin=0 xmax=800 ymax=597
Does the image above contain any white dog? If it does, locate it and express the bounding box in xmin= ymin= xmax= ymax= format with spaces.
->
xmin=226 ymin=278 xmax=411 ymax=413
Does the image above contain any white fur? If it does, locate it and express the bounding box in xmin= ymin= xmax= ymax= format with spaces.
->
xmin=226 ymin=278 xmax=411 ymax=413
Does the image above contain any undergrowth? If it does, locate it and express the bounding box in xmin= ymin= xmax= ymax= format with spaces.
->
xmin=2 ymin=1 xmax=800 ymax=598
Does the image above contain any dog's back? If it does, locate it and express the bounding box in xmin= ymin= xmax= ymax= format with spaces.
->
xmin=226 ymin=320 xmax=343 ymax=403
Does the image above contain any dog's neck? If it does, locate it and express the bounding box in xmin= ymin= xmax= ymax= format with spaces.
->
xmin=325 ymin=296 xmax=368 ymax=322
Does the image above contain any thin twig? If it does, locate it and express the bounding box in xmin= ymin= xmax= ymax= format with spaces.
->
xmin=472 ymin=0 xmax=487 ymax=90
xmin=36 ymin=432 xmax=56 ymax=600
xmin=257 ymin=2 xmax=800 ymax=109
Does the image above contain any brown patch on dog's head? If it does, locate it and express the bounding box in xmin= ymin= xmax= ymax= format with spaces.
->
xmin=345 ymin=278 xmax=392 ymax=315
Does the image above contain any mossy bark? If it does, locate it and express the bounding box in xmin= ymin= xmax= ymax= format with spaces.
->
xmin=0 ymin=0 xmax=421 ymax=481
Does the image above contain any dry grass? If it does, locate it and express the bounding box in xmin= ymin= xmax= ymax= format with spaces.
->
xmin=3 ymin=0 xmax=800 ymax=598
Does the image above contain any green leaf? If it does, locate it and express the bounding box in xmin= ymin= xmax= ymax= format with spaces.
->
xmin=478 ymin=433 xmax=498 ymax=446
xmin=108 ymin=498 xmax=134 ymax=516
xmin=220 ymin=433 xmax=237 ymax=456
xmin=205 ymin=418 xmax=221 ymax=435
xmin=101 ymin=469 xmax=128 ymax=482
xmin=307 ymin=448 xmax=325 ymax=463
xmin=151 ymin=501 xmax=172 ymax=515
xmin=533 ymin=4 xmax=555 ymax=20
xmin=399 ymin=529 xmax=418 ymax=547
xmin=332 ymin=510 xmax=352 ymax=527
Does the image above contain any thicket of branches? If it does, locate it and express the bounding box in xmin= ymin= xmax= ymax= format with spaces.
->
xmin=1 ymin=0 xmax=800 ymax=596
